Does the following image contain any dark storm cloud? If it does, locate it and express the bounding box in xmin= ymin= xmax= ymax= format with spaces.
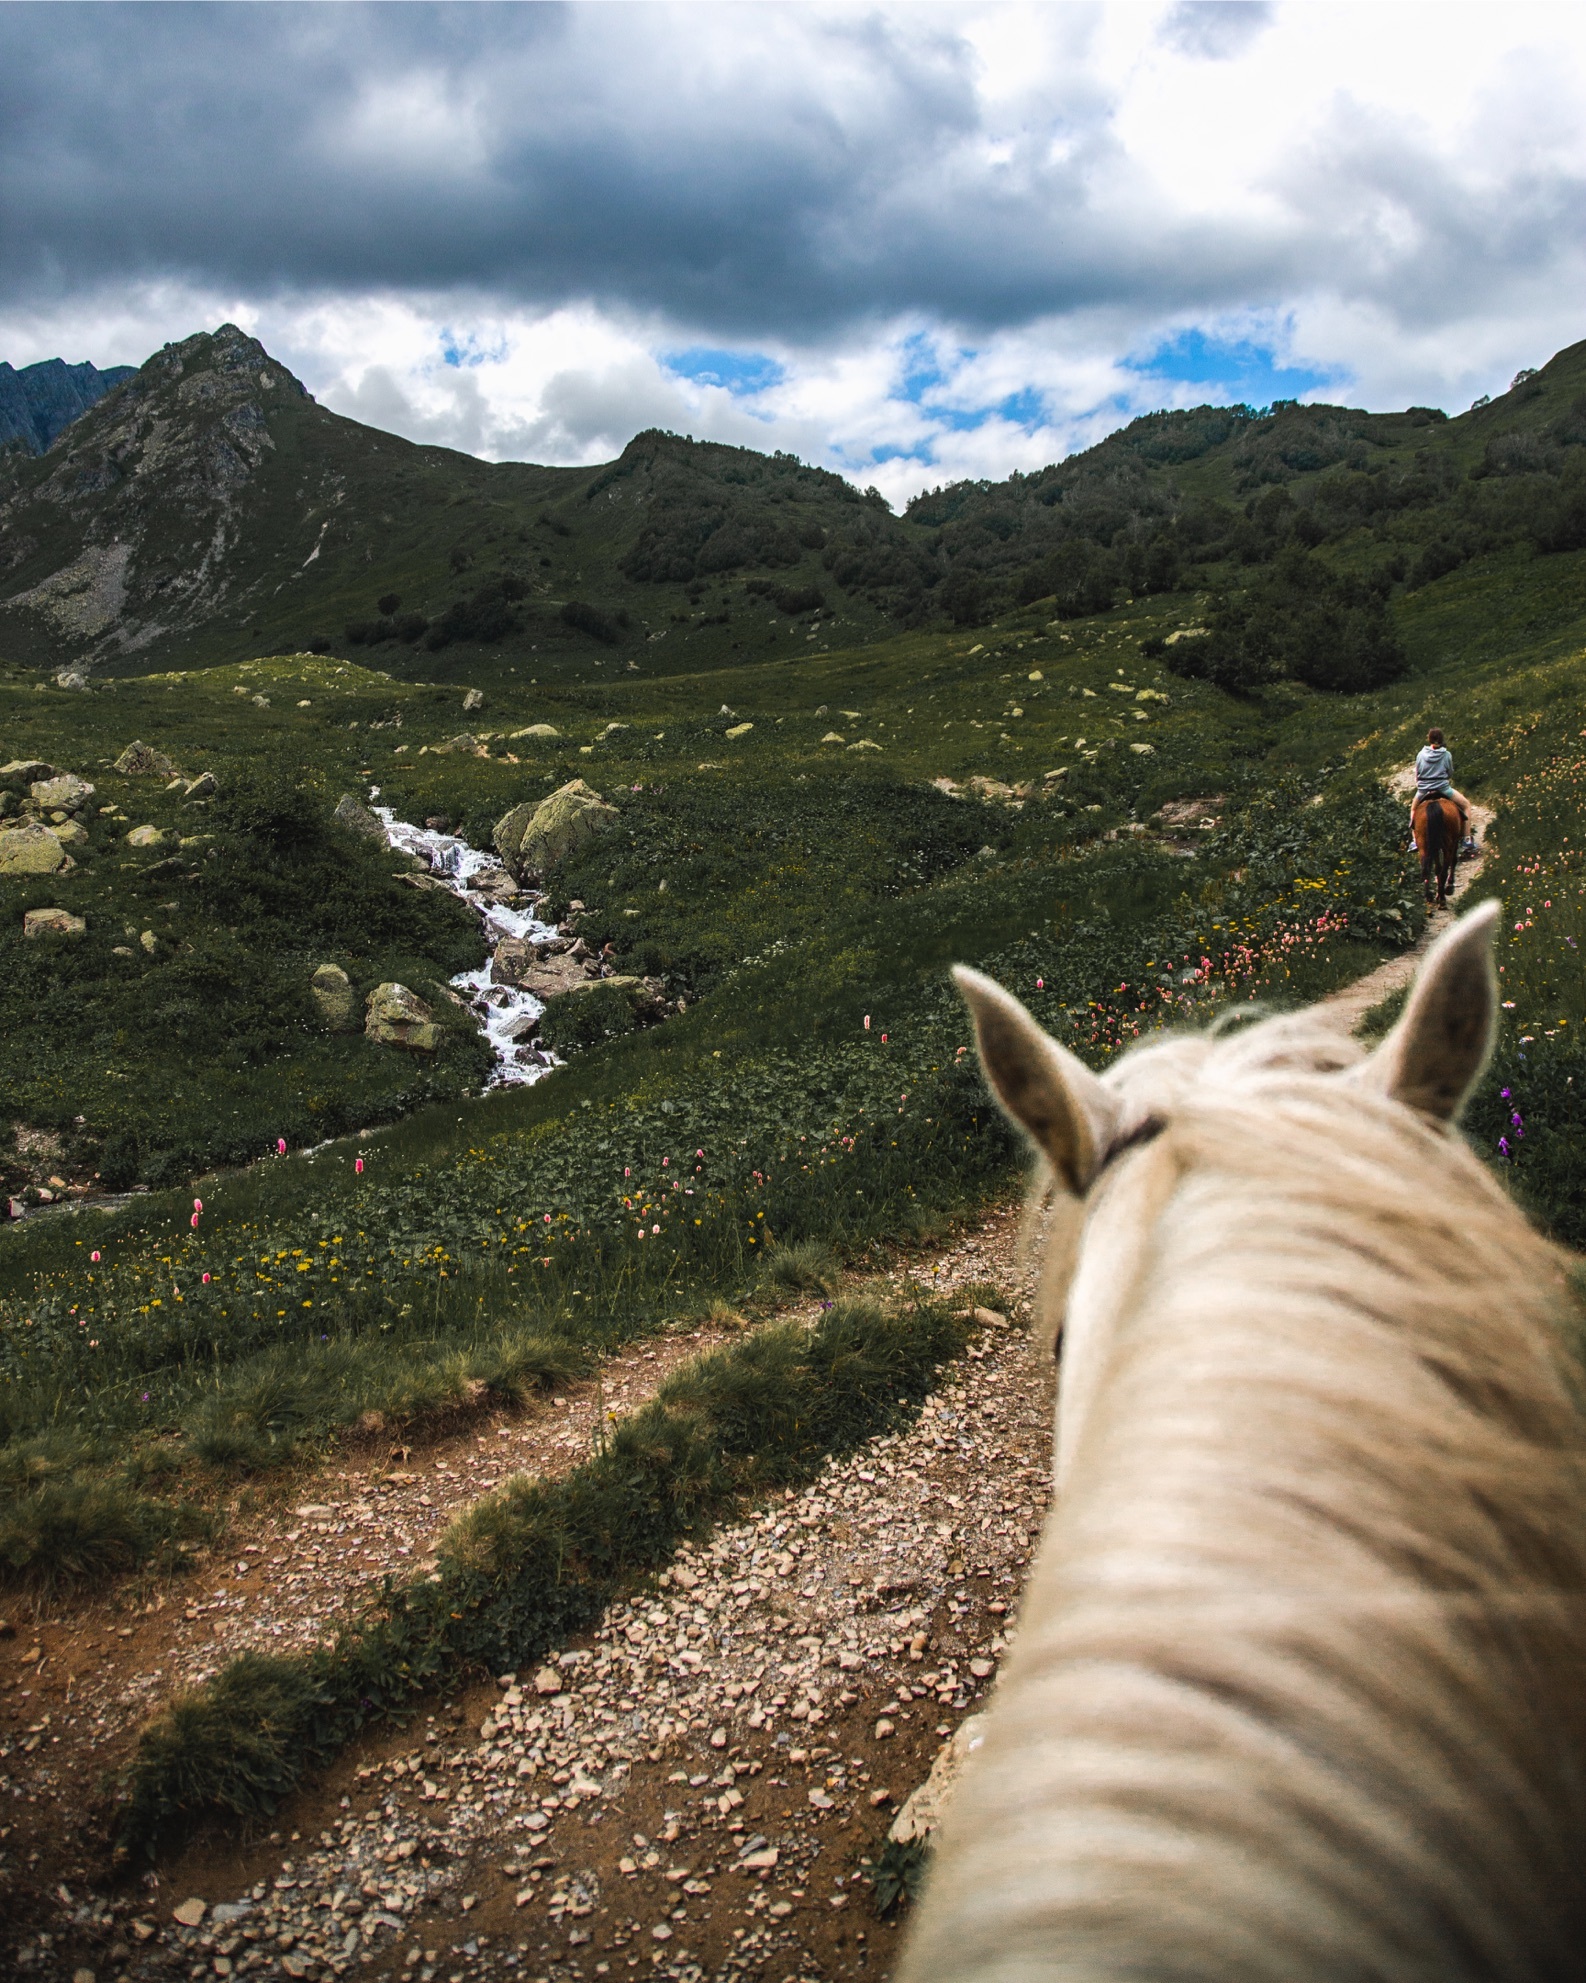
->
xmin=0 ymin=2 xmax=1580 ymax=345
xmin=0 ymin=1 xmax=1259 ymax=333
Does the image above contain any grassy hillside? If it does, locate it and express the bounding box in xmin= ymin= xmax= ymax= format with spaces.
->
xmin=4 ymin=323 xmax=1586 ymax=698
xmin=6 ymin=333 xmax=1586 ymax=1598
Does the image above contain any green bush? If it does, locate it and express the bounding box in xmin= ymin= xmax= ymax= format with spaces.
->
xmin=538 ymin=983 xmax=640 ymax=1052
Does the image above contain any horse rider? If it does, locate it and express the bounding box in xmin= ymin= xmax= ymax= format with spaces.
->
xmin=1410 ymin=727 xmax=1476 ymax=856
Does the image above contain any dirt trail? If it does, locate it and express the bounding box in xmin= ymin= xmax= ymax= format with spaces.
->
xmin=1319 ymin=784 xmax=1496 ymax=1036
xmin=0 ymin=1210 xmax=1036 ymax=1983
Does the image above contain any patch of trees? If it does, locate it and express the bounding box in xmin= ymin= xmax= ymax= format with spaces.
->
xmin=560 ymin=599 xmax=628 ymax=644
xmin=744 ymin=578 xmax=825 ymax=614
xmin=1156 ymin=547 xmax=1408 ymax=695
xmin=346 ymin=610 xmax=430 ymax=647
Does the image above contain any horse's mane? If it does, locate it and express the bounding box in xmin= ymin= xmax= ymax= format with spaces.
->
xmin=907 ymin=1008 xmax=1586 ymax=1982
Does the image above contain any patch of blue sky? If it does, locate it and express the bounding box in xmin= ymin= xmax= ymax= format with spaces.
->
xmin=664 ymin=347 xmax=785 ymax=396
xmin=895 ymin=330 xmax=956 ymax=405
xmin=1126 ymin=327 xmax=1345 ymax=408
xmin=440 ymin=330 xmax=509 ymax=370
xmin=920 ymin=385 xmax=1051 ymax=435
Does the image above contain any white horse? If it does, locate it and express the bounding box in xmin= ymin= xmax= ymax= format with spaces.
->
xmin=901 ymin=901 xmax=1586 ymax=1982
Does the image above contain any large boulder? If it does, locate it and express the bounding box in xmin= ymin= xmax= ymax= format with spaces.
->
xmin=23 ymin=907 xmax=85 ymax=939
xmin=365 ymin=982 xmax=441 ymax=1052
xmin=114 ymin=741 xmax=178 ymax=777
xmin=0 ymin=822 xmax=70 ymax=875
xmin=494 ymin=779 xmax=617 ymax=879
xmin=310 ymin=963 xmax=360 ymax=1031
xmin=333 ymin=793 xmax=387 ymax=843
xmin=491 ymin=941 xmax=589 ymax=999
xmin=30 ymin=773 xmax=95 ymax=814
xmin=0 ymin=759 xmax=56 ymax=784
xmin=126 ymin=824 xmax=168 ymax=849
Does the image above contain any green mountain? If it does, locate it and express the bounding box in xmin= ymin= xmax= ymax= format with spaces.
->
xmin=5 ymin=323 xmax=1586 ymax=694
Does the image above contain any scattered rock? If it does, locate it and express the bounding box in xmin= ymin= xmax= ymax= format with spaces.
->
xmin=0 ymin=759 xmax=55 ymax=782
xmin=491 ymin=940 xmax=587 ymax=999
xmin=332 ymin=793 xmax=386 ymax=842
xmin=462 ymin=688 xmax=486 ymax=712
xmin=0 ymin=822 xmax=70 ymax=874
xmin=847 ymin=739 xmax=882 ymax=752
xmin=310 ymin=963 xmax=360 ymax=1031
xmin=494 ymin=779 xmax=618 ymax=879
xmin=113 ymin=741 xmax=177 ymax=777
xmin=725 ymin=722 xmax=754 ymax=739
xmin=510 ymin=723 xmax=561 ymax=740
xmin=126 ymin=825 xmax=167 ymax=848
xmin=183 ymin=771 xmax=217 ymax=800
xmin=139 ymin=930 xmax=159 ymax=955
xmin=820 ymin=732 xmax=845 ymax=745
xmin=171 ymin=1898 xmax=206 ymax=1928
xmin=22 ymin=907 xmax=85 ymax=939
xmin=1155 ymin=795 xmax=1224 ymax=831
xmin=30 ymin=773 xmax=95 ymax=813
xmin=364 ymin=982 xmax=440 ymax=1052
xmin=53 ymin=819 xmax=89 ymax=847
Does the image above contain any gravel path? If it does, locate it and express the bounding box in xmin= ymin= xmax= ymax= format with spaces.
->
xmin=6 ymin=1208 xmax=1054 ymax=1983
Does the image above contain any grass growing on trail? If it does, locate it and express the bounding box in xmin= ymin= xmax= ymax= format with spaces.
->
xmin=115 ymin=1289 xmax=974 ymax=1858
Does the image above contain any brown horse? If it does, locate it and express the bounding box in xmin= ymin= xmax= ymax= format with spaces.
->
xmin=1413 ymin=792 xmax=1461 ymax=909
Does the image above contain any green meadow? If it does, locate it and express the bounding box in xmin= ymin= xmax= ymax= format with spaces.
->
xmin=8 ymin=337 xmax=1586 ymax=1595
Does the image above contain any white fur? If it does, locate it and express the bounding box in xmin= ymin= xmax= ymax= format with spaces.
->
xmin=905 ymin=910 xmax=1586 ymax=1981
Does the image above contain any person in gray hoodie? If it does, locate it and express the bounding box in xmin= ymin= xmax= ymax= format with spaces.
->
xmin=1410 ymin=727 xmax=1475 ymax=853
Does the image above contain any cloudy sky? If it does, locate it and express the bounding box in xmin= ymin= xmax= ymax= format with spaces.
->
xmin=3 ymin=0 xmax=1585 ymax=504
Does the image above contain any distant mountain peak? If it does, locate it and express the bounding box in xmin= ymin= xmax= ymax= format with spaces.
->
xmin=0 ymin=356 xmax=136 ymax=456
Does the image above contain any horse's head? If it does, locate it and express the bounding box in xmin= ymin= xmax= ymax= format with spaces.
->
xmin=955 ymin=899 xmax=1500 ymax=1478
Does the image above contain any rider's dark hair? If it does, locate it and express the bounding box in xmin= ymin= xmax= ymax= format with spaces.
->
xmin=1427 ymin=727 xmax=1445 ymax=746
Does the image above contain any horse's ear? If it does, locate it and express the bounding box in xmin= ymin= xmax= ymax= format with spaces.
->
xmin=1355 ymin=899 xmax=1500 ymax=1122
xmin=953 ymin=966 xmax=1120 ymax=1193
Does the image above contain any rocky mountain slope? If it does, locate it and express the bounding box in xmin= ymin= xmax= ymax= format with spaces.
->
xmin=0 ymin=355 xmax=134 ymax=458
xmin=5 ymin=323 xmax=1586 ymax=693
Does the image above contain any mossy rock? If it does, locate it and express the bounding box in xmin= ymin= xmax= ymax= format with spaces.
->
xmin=364 ymin=982 xmax=440 ymax=1052
xmin=494 ymin=779 xmax=618 ymax=879
xmin=310 ymin=963 xmax=359 ymax=1031
xmin=0 ymin=822 xmax=70 ymax=875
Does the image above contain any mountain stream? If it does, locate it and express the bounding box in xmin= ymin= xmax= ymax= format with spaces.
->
xmin=373 ymin=793 xmax=560 ymax=1089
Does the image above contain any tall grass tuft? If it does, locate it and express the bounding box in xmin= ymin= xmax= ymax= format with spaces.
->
xmin=762 ymin=1237 xmax=839 ymax=1296
xmin=0 ymin=1479 xmax=205 ymax=1593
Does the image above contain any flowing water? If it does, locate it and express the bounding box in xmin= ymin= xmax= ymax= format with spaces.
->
xmin=373 ymin=793 xmax=561 ymax=1089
